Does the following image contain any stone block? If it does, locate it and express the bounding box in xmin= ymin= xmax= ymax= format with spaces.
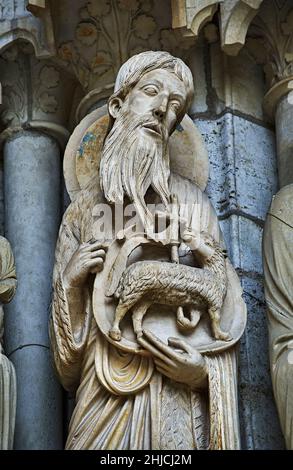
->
xmin=238 ymin=275 xmax=285 ymax=450
xmin=239 ymin=386 xmax=285 ymax=449
xmin=239 ymin=276 xmax=271 ymax=389
xmin=195 ymin=113 xmax=277 ymax=221
xmin=220 ymin=215 xmax=263 ymax=274
xmin=188 ymin=40 xmax=208 ymax=115
xmin=210 ymin=42 xmax=267 ymax=122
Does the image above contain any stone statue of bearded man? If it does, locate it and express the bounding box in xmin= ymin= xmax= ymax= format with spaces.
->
xmin=50 ymin=51 xmax=246 ymax=450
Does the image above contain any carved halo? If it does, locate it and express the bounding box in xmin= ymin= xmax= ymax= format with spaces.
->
xmin=63 ymin=104 xmax=209 ymax=201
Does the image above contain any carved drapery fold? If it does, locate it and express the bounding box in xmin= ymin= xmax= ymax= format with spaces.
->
xmin=0 ymin=236 xmax=17 ymax=450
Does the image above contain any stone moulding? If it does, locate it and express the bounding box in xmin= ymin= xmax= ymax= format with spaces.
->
xmin=220 ymin=0 xmax=264 ymax=56
xmin=0 ymin=0 xmax=56 ymax=58
xmin=171 ymin=0 xmax=220 ymax=38
xmin=171 ymin=0 xmax=264 ymax=56
xmin=263 ymin=77 xmax=293 ymax=122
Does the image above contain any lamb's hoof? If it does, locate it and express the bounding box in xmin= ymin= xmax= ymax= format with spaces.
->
xmin=109 ymin=328 xmax=121 ymax=341
xmin=135 ymin=330 xmax=143 ymax=339
xmin=177 ymin=318 xmax=194 ymax=331
xmin=215 ymin=330 xmax=232 ymax=342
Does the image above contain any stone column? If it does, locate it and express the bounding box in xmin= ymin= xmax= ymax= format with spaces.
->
xmin=274 ymin=86 xmax=293 ymax=187
xmin=249 ymin=1 xmax=293 ymax=187
xmin=0 ymin=38 xmax=76 ymax=448
xmin=3 ymin=129 xmax=63 ymax=449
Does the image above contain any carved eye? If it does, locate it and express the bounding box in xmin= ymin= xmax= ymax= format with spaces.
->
xmin=170 ymin=100 xmax=181 ymax=113
xmin=143 ymin=85 xmax=158 ymax=96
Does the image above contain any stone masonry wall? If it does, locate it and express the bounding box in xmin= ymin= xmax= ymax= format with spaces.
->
xmin=189 ymin=36 xmax=284 ymax=449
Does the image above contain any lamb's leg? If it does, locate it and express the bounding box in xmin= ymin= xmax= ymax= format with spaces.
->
xmin=208 ymin=306 xmax=232 ymax=341
xmin=109 ymin=301 xmax=130 ymax=341
xmin=177 ymin=306 xmax=201 ymax=330
xmin=132 ymin=300 xmax=152 ymax=339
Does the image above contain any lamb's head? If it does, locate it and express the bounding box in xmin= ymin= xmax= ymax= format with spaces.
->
xmin=199 ymin=232 xmax=227 ymax=275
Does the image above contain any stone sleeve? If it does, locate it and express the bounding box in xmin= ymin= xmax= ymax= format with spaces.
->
xmin=49 ymin=200 xmax=92 ymax=393
xmin=263 ymin=186 xmax=293 ymax=449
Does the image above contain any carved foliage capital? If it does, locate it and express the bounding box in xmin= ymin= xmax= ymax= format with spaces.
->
xmin=246 ymin=0 xmax=293 ymax=117
xmin=0 ymin=44 xmax=74 ymax=135
xmin=57 ymin=0 xmax=191 ymax=94
xmin=247 ymin=1 xmax=293 ymax=88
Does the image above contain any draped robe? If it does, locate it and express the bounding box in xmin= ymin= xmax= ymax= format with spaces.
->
xmin=50 ymin=172 xmax=242 ymax=450
xmin=263 ymin=184 xmax=293 ymax=449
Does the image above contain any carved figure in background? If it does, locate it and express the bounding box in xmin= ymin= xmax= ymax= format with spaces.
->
xmin=50 ymin=51 xmax=246 ymax=450
xmin=263 ymin=184 xmax=293 ymax=449
xmin=0 ymin=236 xmax=17 ymax=449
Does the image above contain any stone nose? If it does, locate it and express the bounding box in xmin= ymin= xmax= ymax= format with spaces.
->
xmin=153 ymin=107 xmax=165 ymax=121
xmin=153 ymin=97 xmax=168 ymax=121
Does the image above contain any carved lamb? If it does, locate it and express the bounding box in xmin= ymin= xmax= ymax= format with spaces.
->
xmin=109 ymin=232 xmax=231 ymax=343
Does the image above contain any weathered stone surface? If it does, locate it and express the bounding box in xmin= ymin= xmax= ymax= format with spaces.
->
xmin=247 ymin=0 xmax=293 ymax=93
xmin=188 ymin=39 xmax=208 ymax=115
xmin=0 ymin=352 xmax=16 ymax=449
xmin=209 ymin=43 xmax=267 ymax=121
xmin=54 ymin=0 xmax=189 ymax=94
xmin=238 ymin=275 xmax=284 ymax=450
xmin=195 ymin=113 xmax=277 ymax=221
xmin=9 ymin=345 xmax=62 ymax=450
xmin=0 ymin=236 xmax=17 ymax=450
xmin=0 ymin=165 xmax=4 ymax=236
xmin=171 ymin=0 xmax=264 ymax=55
xmin=220 ymin=215 xmax=263 ymax=274
xmin=276 ymin=93 xmax=293 ymax=187
xmin=171 ymin=0 xmax=218 ymax=38
xmin=263 ymin=185 xmax=293 ymax=449
xmin=195 ymin=107 xmax=281 ymax=449
xmin=0 ymin=49 xmax=76 ymax=132
xmin=0 ymin=0 xmax=56 ymax=58
xmin=4 ymin=131 xmax=61 ymax=353
xmin=219 ymin=0 xmax=264 ymax=56
xmin=3 ymin=130 xmax=63 ymax=450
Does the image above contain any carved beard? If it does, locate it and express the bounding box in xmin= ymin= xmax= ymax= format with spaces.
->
xmin=100 ymin=108 xmax=171 ymax=228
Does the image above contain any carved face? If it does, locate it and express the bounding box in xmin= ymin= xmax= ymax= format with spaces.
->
xmin=124 ymin=69 xmax=188 ymax=140
xmin=100 ymin=68 xmax=188 ymax=228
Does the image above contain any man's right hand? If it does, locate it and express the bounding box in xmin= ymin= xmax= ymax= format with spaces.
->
xmin=63 ymin=240 xmax=108 ymax=288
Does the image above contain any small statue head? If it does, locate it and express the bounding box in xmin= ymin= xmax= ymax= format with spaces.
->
xmin=99 ymin=51 xmax=194 ymax=228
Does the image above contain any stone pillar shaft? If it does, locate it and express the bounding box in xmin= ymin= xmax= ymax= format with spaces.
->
xmin=275 ymin=93 xmax=293 ymax=188
xmin=3 ymin=130 xmax=63 ymax=449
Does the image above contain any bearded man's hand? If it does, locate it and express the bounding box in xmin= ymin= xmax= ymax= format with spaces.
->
xmin=138 ymin=329 xmax=207 ymax=390
xmin=63 ymin=240 xmax=108 ymax=288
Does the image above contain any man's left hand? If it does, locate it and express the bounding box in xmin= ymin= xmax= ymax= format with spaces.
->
xmin=138 ymin=329 xmax=208 ymax=390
